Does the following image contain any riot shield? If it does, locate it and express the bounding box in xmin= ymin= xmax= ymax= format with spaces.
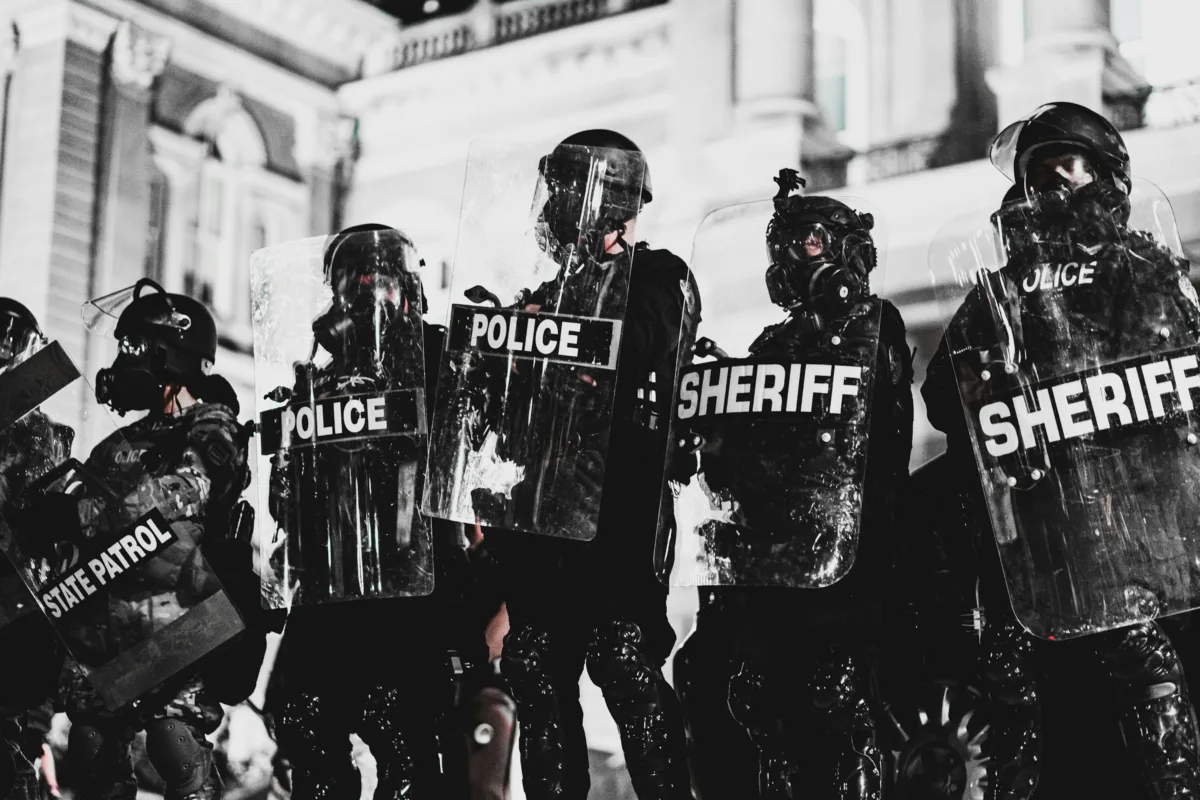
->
xmin=250 ymin=228 xmax=433 ymax=609
xmin=0 ymin=340 xmax=244 ymax=709
xmin=422 ymin=139 xmax=647 ymax=540
xmin=929 ymin=178 xmax=1200 ymax=639
xmin=657 ymin=194 xmax=888 ymax=587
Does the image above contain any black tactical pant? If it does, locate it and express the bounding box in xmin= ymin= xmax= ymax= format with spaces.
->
xmin=496 ymin=505 xmax=690 ymax=800
xmin=671 ymin=603 xmax=759 ymax=800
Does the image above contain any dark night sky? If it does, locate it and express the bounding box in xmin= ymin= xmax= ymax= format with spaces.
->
xmin=364 ymin=0 xmax=504 ymax=25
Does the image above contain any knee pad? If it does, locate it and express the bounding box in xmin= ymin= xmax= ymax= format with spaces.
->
xmin=586 ymin=620 xmax=662 ymax=719
xmin=501 ymin=625 xmax=556 ymax=706
xmin=66 ymin=717 xmax=138 ymax=799
xmin=143 ymin=718 xmax=214 ymax=797
xmin=1100 ymin=622 xmax=1186 ymax=695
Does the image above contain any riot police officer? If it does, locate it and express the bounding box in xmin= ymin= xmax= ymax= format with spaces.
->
xmin=0 ymin=299 xmax=71 ymax=800
xmin=25 ymin=280 xmax=255 ymax=800
xmin=670 ymin=171 xmax=912 ymax=800
xmin=476 ymin=130 xmax=699 ymax=799
xmin=264 ymin=224 xmax=514 ymax=798
xmin=923 ymin=101 xmax=1200 ymax=798
xmin=875 ymin=185 xmax=1042 ymax=800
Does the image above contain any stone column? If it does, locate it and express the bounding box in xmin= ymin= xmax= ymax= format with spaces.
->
xmin=985 ymin=0 xmax=1146 ymax=130
xmin=92 ymin=20 xmax=170 ymax=296
xmin=311 ymin=112 xmax=357 ymax=235
xmin=734 ymin=0 xmax=814 ymax=120
xmin=0 ymin=21 xmax=18 ymax=223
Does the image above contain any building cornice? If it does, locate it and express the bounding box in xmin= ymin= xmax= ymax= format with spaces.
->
xmin=183 ymin=0 xmax=400 ymax=74
xmin=73 ymin=0 xmax=341 ymax=113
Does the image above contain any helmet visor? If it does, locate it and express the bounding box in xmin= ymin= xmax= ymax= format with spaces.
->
xmin=82 ymin=284 xmax=139 ymax=338
xmin=1023 ymin=148 xmax=1099 ymax=197
xmin=779 ymin=223 xmax=834 ymax=265
xmin=81 ymin=280 xmax=183 ymax=338
xmin=325 ymin=230 xmax=423 ymax=308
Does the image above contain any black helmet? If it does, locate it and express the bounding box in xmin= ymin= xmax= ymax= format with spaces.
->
xmin=0 ymin=298 xmax=46 ymax=369
xmin=990 ymin=102 xmax=1131 ymax=195
xmin=555 ymin=129 xmax=652 ymax=204
xmin=313 ymin=224 xmax=426 ymax=369
xmin=95 ymin=279 xmax=217 ymax=413
xmin=323 ymin=224 xmax=423 ymax=293
xmin=532 ymin=130 xmax=650 ymax=266
xmin=765 ymin=168 xmax=877 ymax=312
xmin=114 ymin=279 xmax=217 ymax=370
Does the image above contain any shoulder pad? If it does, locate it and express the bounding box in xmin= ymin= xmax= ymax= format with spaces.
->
xmin=186 ymin=403 xmax=246 ymax=473
xmin=636 ymin=247 xmax=701 ymax=316
xmin=878 ymin=298 xmax=907 ymax=333
xmin=635 ymin=247 xmax=690 ymax=282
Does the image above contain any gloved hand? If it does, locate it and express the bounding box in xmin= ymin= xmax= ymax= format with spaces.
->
xmin=15 ymin=493 xmax=82 ymax=560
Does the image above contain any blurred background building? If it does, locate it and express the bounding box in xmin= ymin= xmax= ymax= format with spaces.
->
xmin=2 ymin=0 xmax=1199 ymax=797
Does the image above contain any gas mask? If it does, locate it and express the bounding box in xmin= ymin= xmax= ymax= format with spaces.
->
xmin=312 ymin=270 xmax=420 ymax=368
xmin=95 ymin=335 xmax=210 ymax=415
xmin=765 ymin=221 xmax=873 ymax=321
xmin=531 ymin=148 xmax=641 ymax=270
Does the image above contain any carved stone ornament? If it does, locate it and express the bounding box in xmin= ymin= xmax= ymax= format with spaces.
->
xmin=184 ymin=84 xmax=245 ymax=142
xmin=110 ymin=20 xmax=171 ymax=92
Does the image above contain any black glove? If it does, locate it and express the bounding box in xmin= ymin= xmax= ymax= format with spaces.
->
xmin=17 ymin=493 xmax=83 ymax=559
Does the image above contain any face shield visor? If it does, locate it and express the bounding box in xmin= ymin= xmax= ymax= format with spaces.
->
xmin=315 ymin=231 xmax=426 ymax=365
xmin=766 ymin=222 xmax=864 ymax=312
xmin=531 ymin=146 xmax=644 ymax=266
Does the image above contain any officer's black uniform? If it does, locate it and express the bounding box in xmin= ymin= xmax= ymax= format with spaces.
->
xmin=495 ymin=241 xmax=699 ymax=800
xmin=266 ymin=226 xmax=513 ymax=799
xmin=0 ymin=300 xmax=70 ymax=800
xmin=922 ymin=101 xmax=1200 ymax=799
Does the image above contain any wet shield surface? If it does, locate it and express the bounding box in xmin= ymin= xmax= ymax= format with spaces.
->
xmin=251 ymin=229 xmax=432 ymax=608
xmin=423 ymin=140 xmax=647 ymax=540
xmin=929 ymin=179 xmax=1200 ymax=639
xmin=657 ymin=198 xmax=887 ymax=587
xmin=0 ymin=342 xmax=244 ymax=709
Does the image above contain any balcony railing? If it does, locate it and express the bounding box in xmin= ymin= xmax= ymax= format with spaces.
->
xmin=1109 ymin=76 xmax=1200 ymax=132
xmin=363 ymin=0 xmax=667 ymax=76
xmin=803 ymin=123 xmax=995 ymax=191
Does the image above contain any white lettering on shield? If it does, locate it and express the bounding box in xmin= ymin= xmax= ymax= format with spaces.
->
xmin=676 ymin=362 xmax=864 ymax=420
xmin=280 ymin=397 xmax=389 ymax=445
xmin=977 ymin=353 xmax=1200 ymax=457
xmin=469 ymin=313 xmax=581 ymax=358
xmin=1019 ymin=261 xmax=1097 ymax=293
xmin=40 ymin=515 xmax=175 ymax=619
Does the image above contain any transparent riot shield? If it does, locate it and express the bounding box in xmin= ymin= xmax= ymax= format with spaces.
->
xmin=929 ymin=178 xmax=1200 ymax=639
xmin=250 ymin=228 xmax=433 ymax=609
xmin=0 ymin=340 xmax=244 ymax=709
xmin=422 ymin=139 xmax=647 ymax=540
xmin=657 ymin=193 xmax=888 ymax=587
